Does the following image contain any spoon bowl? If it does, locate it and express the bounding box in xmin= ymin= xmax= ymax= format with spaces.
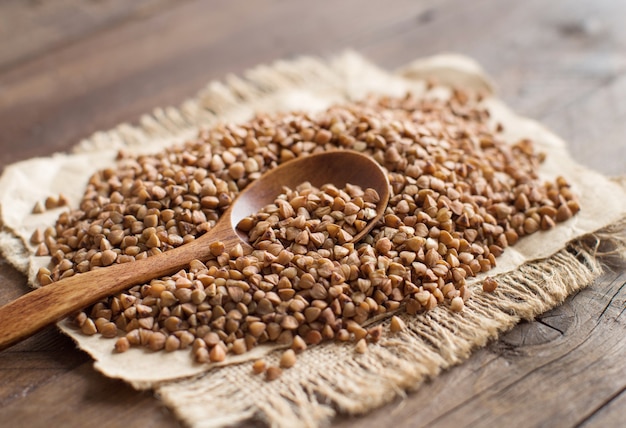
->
xmin=0 ymin=150 xmax=389 ymax=350
xmin=224 ymin=150 xmax=390 ymax=249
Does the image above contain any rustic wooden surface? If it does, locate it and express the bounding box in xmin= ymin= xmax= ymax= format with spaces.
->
xmin=0 ymin=0 xmax=624 ymax=427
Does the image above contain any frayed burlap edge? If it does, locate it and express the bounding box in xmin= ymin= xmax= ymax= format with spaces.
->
xmin=157 ymin=223 xmax=624 ymax=428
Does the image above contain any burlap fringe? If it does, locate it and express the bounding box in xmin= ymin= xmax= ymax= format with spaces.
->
xmin=157 ymin=226 xmax=625 ymax=428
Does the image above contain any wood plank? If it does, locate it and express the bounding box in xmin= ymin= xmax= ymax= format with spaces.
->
xmin=0 ymin=362 xmax=180 ymax=428
xmin=541 ymin=73 xmax=626 ymax=176
xmin=580 ymin=388 xmax=626 ymax=428
xmin=0 ymin=0 xmax=177 ymax=71
xmin=0 ymin=326 xmax=88 ymax=406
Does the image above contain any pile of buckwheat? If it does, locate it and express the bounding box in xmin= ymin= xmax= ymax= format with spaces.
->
xmin=32 ymin=90 xmax=579 ymax=375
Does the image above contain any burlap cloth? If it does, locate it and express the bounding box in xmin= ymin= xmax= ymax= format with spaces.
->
xmin=1 ymin=53 xmax=625 ymax=427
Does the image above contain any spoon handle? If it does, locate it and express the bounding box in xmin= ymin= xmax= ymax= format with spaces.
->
xmin=0 ymin=220 xmax=239 ymax=351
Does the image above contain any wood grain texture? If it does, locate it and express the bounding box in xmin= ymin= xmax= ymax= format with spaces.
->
xmin=0 ymin=0 xmax=178 ymax=72
xmin=0 ymin=0 xmax=624 ymax=427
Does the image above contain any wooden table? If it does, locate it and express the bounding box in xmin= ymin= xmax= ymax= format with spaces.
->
xmin=1 ymin=1 xmax=624 ymax=427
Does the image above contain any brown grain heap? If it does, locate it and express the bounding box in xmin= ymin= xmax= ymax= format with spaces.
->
xmin=34 ymin=90 xmax=580 ymax=362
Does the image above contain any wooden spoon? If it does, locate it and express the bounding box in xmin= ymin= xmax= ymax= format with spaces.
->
xmin=0 ymin=150 xmax=389 ymax=351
